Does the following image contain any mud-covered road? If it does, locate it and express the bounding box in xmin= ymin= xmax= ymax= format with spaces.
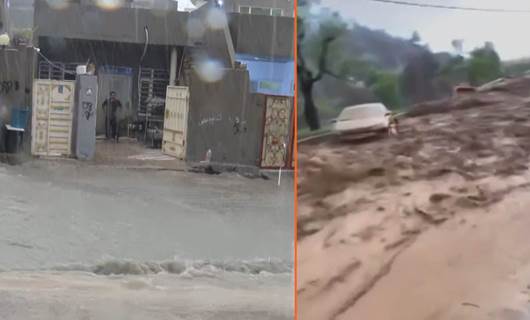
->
xmin=0 ymin=161 xmax=293 ymax=319
xmin=298 ymin=77 xmax=530 ymax=320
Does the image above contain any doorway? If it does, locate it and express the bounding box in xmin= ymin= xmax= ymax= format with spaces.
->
xmin=97 ymin=66 xmax=133 ymax=137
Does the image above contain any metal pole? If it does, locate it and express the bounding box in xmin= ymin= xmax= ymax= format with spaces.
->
xmin=278 ymin=142 xmax=286 ymax=186
xmin=170 ymin=47 xmax=177 ymax=86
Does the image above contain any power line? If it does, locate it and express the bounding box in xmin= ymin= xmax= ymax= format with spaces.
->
xmin=366 ymin=0 xmax=530 ymax=13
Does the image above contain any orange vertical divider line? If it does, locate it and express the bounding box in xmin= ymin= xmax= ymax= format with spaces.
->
xmin=293 ymin=0 xmax=299 ymax=319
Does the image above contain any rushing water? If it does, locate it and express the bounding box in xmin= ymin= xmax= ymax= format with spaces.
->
xmin=0 ymin=162 xmax=293 ymax=319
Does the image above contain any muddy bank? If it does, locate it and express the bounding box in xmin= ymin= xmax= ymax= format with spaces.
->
xmin=298 ymin=79 xmax=530 ymax=320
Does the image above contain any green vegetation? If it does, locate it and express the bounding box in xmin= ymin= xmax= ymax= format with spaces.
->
xmin=369 ymin=72 xmax=402 ymax=109
xmin=11 ymin=28 xmax=33 ymax=45
xmin=468 ymin=45 xmax=502 ymax=85
xmin=297 ymin=2 xmax=507 ymax=132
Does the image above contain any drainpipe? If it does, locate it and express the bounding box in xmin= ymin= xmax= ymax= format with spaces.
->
xmin=170 ymin=47 xmax=177 ymax=86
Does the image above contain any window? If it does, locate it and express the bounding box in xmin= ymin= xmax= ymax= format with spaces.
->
xmin=241 ymin=6 xmax=284 ymax=16
xmin=271 ymin=8 xmax=283 ymax=16
xmin=239 ymin=5 xmax=250 ymax=14
xmin=250 ymin=7 xmax=271 ymax=15
xmin=259 ymin=80 xmax=281 ymax=91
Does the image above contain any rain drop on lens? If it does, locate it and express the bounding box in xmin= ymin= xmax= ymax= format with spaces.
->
xmin=94 ymin=0 xmax=124 ymax=11
xmin=195 ymin=60 xmax=225 ymax=83
xmin=187 ymin=17 xmax=206 ymax=40
xmin=206 ymin=7 xmax=227 ymax=30
xmin=46 ymin=0 xmax=70 ymax=10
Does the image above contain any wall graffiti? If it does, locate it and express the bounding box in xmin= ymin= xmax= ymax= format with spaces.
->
xmin=232 ymin=116 xmax=247 ymax=135
xmin=82 ymin=101 xmax=94 ymax=120
xmin=0 ymin=81 xmax=20 ymax=95
xmin=199 ymin=114 xmax=222 ymax=126
xmin=198 ymin=114 xmax=247 ymax=134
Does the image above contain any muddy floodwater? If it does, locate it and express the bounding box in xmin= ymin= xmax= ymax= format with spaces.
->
xmin=298 ymin=80 xmax=530 ymax=320
xmin=0 ymin=161 xmax=293 ymax=319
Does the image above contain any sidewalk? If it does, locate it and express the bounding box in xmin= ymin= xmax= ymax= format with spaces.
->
xmin=3 ymin=138 xmax=285 ymax=176
xmin=90 ymin=138 xmax=186 ymax=171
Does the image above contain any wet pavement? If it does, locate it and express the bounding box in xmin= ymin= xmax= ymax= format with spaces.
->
xmin=0 ymin=160 xmax=293 ymax=319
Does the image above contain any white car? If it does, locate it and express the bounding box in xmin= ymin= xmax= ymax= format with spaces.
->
xmin=331 ymin=103 xmax=394 ymax=139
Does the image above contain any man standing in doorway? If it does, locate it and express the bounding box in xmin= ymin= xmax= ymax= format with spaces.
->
xmin=102 ymin=91 xmax=122 ymax=142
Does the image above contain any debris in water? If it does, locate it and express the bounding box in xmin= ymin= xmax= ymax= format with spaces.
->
xmin=462 ymin=302 xmax=480 ymax=308
xmin=429 ymin=193 xmax=452 ymax=203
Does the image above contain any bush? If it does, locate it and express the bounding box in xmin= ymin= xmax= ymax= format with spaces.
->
xmin=468 ymin=46 xmax=502 ymax=85
xmin=370 ymin=72 xmax=402 ymax=109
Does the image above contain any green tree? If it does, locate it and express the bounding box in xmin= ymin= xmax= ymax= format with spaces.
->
xmin=369 ymin=72 xmax=401 ymax=109
xmin=435 ymin=55 xmax=468 ymax=95
xmin=468 ymin=43 xmax=502 ymax=85
xmin=400 ymin=50 xmax=439 ymax=104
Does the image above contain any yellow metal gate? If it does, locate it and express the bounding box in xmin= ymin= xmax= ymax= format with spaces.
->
xmin=260 ymin=96 xmax=293 ymax=168
xmin=31 ymin=79 xmax=75 ymax=157
xmin=162 ymin=86 xmax=189 ymax=159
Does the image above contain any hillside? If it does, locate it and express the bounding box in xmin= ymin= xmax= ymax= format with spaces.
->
xmin=310 ymin=23 xmax=449 ymax=121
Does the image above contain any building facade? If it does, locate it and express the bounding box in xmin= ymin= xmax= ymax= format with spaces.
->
xmin=222 ymin=0 xmax=294 ymax=17
xmin=0 ymin=0 xmax=295 ymax=169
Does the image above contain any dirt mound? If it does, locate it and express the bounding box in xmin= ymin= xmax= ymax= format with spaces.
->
xmin=478 ymin=76 xmax=530 ymax=96
xmin=406 ymin=92 xmax=512 ymax=117
xmin=404 ymin=77 xmax=530 ymax=118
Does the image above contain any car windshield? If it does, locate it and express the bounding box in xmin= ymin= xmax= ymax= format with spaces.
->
xmin=338 ymin=105 xmax=385 ymax=121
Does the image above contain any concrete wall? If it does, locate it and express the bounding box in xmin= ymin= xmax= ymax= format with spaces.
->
xmin=34 ymin=2 xmax=292 ymax=63
xmin=186 ymin=68 xmax=265 ymax=166
xmin=223 ymin=0 xmax=294 ymax=16
xmin=80 ymin=0 xmax=179 ymax=10
xmin=228 ymin=13 xmax=293 ymax=59
xmin=34 ymin=2 xmax=293 ymax=61
xmin=34 ymin=1 xmax=190 ymax=46
xmin=0 ymin=46 xmax=35 ymax=152
xmin=34 ymin=1 xmax=239 ymax=68
xmin=0 ymin=47 xmax=33 ymax=118
xmin=189 ymin=3 xmax=235 ymax=67
xmin=38 ymin=37 xmax=173 ymax=69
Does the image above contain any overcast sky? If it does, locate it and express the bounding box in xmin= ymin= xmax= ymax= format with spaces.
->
xmin=318 ymin=0 xmax=530 ymax=60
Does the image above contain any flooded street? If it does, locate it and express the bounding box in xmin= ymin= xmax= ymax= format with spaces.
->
xmin=0 ymin=161 xmax=293 ymax=319
xmin=0 ymin=0 xmax=296 ymax=317
xmin=298 ymin=79 xmax=530 ymax=320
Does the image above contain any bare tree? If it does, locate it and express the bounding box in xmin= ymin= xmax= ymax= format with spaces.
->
xmin=297 ymin=11 xmax=344 ymax=130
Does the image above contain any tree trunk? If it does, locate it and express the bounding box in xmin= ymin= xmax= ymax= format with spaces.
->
xmin=302 ymin=81 xmax=320 ymax=131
